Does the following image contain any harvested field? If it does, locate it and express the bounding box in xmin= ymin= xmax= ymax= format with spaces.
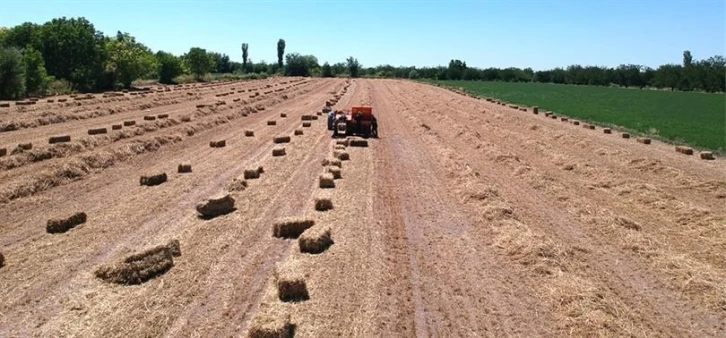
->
xmin=0 ymin=78 xmax=724 ymax=338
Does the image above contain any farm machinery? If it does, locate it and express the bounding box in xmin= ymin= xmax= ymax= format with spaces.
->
xmin=328 ymin=106 xmax=378 ymax=138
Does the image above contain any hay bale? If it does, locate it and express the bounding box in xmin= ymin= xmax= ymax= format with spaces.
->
xmin=550 ymin=115 xmax=557 ymax=119
xmin=294 ymin=129 xmax=303 ymax=136
xmin=700 ymin=152 xmax=715 ymax=160
xmin=46 ymin=212 xmax=87 ymax=234
xmin=58 ymin=98 xmax=67 ymax=102
xmin=272 ymin=147 xmax=286 ymax=157
xmin=349 ymin=139 xmax=368 ymax=147
xmin=0 ymin=148 xmax=6 ymax=157
xmin=675 ymin=146 xmax=694 ymax=155
xmin=622 ymin=133 xmax=631 ymax=139
xmin=180 ymin=115 xmax=191 ymax=122
xmin=302 ymin=122 xmax=311 ymax=128
xmin=274 ymin=259 xmax=310 ymax=301
xmin=561 ymin=117 xmax=568 ymax=122
xmin=0 ymin=252 xmax=4 ymax=267
xmin=603 ymin=128 xmax=612 ymax=134
xmin=143 ymin=115 xmax=156 ymax=121
xmin=196 ymin=104 xmax=206 ymax=108
xmin=314 ymin=190 xmax=334 ymax=211
xmin=301 ymin=115 xmax=313 ymax=121
xmin=573 ymin=121 xmax=580 ymax=126
xmin=247 ymin=306 xmax=294 ymax=338
xmin=123 ymin=120 xmax=136 ymax=126
xmin=273 ymin=217 xmax=315 ymax=239
xmin=257 ymin=166 xmax=264 ymax=174
xmin=333 ymin=150 xmax=350 ymax=161
xmin=327 ymin=166 xmax=342 ymax=179
xmin=157 ymin=114 xmax=169 ymax=119
xmin=324 ymin=158 xmax=342 ymax=168
xmin=273 ymin=136 xmax=291 ymax=144
xmin=0 ymin=103 xmax=9 ymax=108
xmin=226 ymin=178 xmax=248 ymax=192
xmin=245 ymin=130 xmax=254 ymax=137
xmin=178 ymin=163 xmax=192 ymax=173
xmin=210 ymin=140 xmax=226 ymax=148
xmin=94 ymin=240 xmax=180 ymax=285
xmin=335 ymin=139 xmax=350 ymax=146
xmin=311 ymin=115 xmax=318 ymax=120
xmin=196 ymin=194 xmax=236 ymax=218
xmin=49 ymin=135 xmax=71 ymax=144
xmin=140 ymin=173 xmax=167 ymax=186
xmin=244 ymin=169 xmax=260 ymax=179
xmin=532 ymin=106 xmax=539 ymax=114
xmin=334 ymin=144 xmax=346 ymax=151
xmin=18 ymin=143 xmax=33 ymax=150
xmin=589 ymin=125 xmax=596 ymax=130
xmin=280 ymin=113 xmax=287 ymax=118
xmin=112 ymin=124 xmax=122 ymax=130
xmin=544 ymin=112 xmax=552 ymax=117
xmin=299 ymin=227 xmax=333 ymax=254
xmin=637 ymin=138 xmax=651 ymax=145
xmin=267 ymin=120 xmax=277 ymax=126
xmin=88 ymin=128 xmax=108 ymax=135
xmin=319 ymin=173 xmax=335 ymax=188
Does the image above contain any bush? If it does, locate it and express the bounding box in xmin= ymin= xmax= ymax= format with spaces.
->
xmin=408 ymin=70 xmax=420 ymax=79
xmin=0 ymin=46 xmax=26 ymax=99
xmin=47 ymin=78 xmax=74 ymax=95
xmin=172 ymin=74 xmax=197 ymax=84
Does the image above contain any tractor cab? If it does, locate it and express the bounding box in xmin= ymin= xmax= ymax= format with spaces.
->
xmin=332 ymin=106 xmax=377 ymax=138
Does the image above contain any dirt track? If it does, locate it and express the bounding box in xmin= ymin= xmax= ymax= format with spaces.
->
xmin=0 ymin=78 xmax=724 ymax=337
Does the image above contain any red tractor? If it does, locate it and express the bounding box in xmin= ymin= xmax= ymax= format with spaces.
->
xmin=331 ymin=106 xmax=377 ymax=138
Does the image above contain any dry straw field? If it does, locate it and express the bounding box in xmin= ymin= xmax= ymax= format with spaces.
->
xmin=0 ymin=77 xmax=725 ymax=337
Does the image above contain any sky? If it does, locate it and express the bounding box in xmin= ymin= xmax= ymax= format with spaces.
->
xmin=1 ymin=0 xmax=724 ymax=70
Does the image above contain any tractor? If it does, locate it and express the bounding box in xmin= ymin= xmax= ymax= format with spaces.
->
xmin=329 ymin=106 xmax=377 ymax=138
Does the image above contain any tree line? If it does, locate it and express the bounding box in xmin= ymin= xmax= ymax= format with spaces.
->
xmin=370 ymin=51 xmax=725 ymax=93
xmin=1 ymin=16 xmax=722 ymax=100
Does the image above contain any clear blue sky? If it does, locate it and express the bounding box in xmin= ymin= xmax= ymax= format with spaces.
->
xmin=1 ymin=0 xmax=724 ymax=70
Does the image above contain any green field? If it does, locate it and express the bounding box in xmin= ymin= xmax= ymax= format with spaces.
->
xmin=431 ymin=81 xmax=726 ymax=152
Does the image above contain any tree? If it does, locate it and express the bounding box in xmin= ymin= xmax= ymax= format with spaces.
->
xmin=241 ymin=43 xmax=249 ymax=72
xmin=187 ymin=47 xmax=213 ymax=80
xmin=285 ymin=52 xmax=314 ymax=76
xmin=346 ymin=56 xmax=360 ymax=78
xmin=105 ymin=32 xmax=157 ymax=88
xmin=0 ymin=46 xmax=26 ymax=99
xmin=35 ymin=17 xmax=105 ymax=91
xmin=208 ymin=52 xmax=231 ymax=73
xmin=408 ymin=69 xmax=420 ymax=79
xmin=23 ymin=46 xmax=50 ymax=95
xmin=3 ymin=22 xmax=40 ymax=49
xmin=277 ymin=39 xmax=285 ymax=68
xmin=683 ymin=50 xmax=693 ymax=68
xmin=321 ymin=62 xmax=333 ymax=77
xmin=156 ymin=51 xmax=183 ymax=84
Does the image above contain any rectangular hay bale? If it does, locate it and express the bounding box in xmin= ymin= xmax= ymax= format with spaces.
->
xmin=637 ymin=138 xmax=651 ymax=145
xmin=299 ymin=227 xmax=333 ymax=254
xmin=140 ymin=173 xmax=167 ymax=186
xmin=46 ymin=212 xmax=87 ymax=234
xmin=319 ymin=173 xmax=335 ymax=188
xmin=49 ymin=135 xmax=71 ymax=144
xmin=273 ymin=217 xmax=315 ymax=239
xmin=274 ymin=258 xmax=310 ymax=301
xmin=123 ymin=120 xmax=136 ymax=126
xmin=675 ymin=146 xmax=693 ymax=155
xmin=272 ymin=147 xmax=286 ymax=157
xmin=273 ymin=136 xmax=291 ymax=144
xmin=88 ymin=128 xmax=107 ymax=135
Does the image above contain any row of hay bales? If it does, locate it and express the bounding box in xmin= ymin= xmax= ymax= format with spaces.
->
xmin=248 ymin=134 xmax=368 ymax=337
xmin=499 ymin=102 xmax=717 ymax=161
xmin=437 ymin=83 xmax=717 ymax=161
xmin=248 ymin=138 xmax=350 ymax=337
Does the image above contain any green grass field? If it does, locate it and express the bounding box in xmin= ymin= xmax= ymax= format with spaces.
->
xmin=431 ymin=80 xmax=725 ymax=152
